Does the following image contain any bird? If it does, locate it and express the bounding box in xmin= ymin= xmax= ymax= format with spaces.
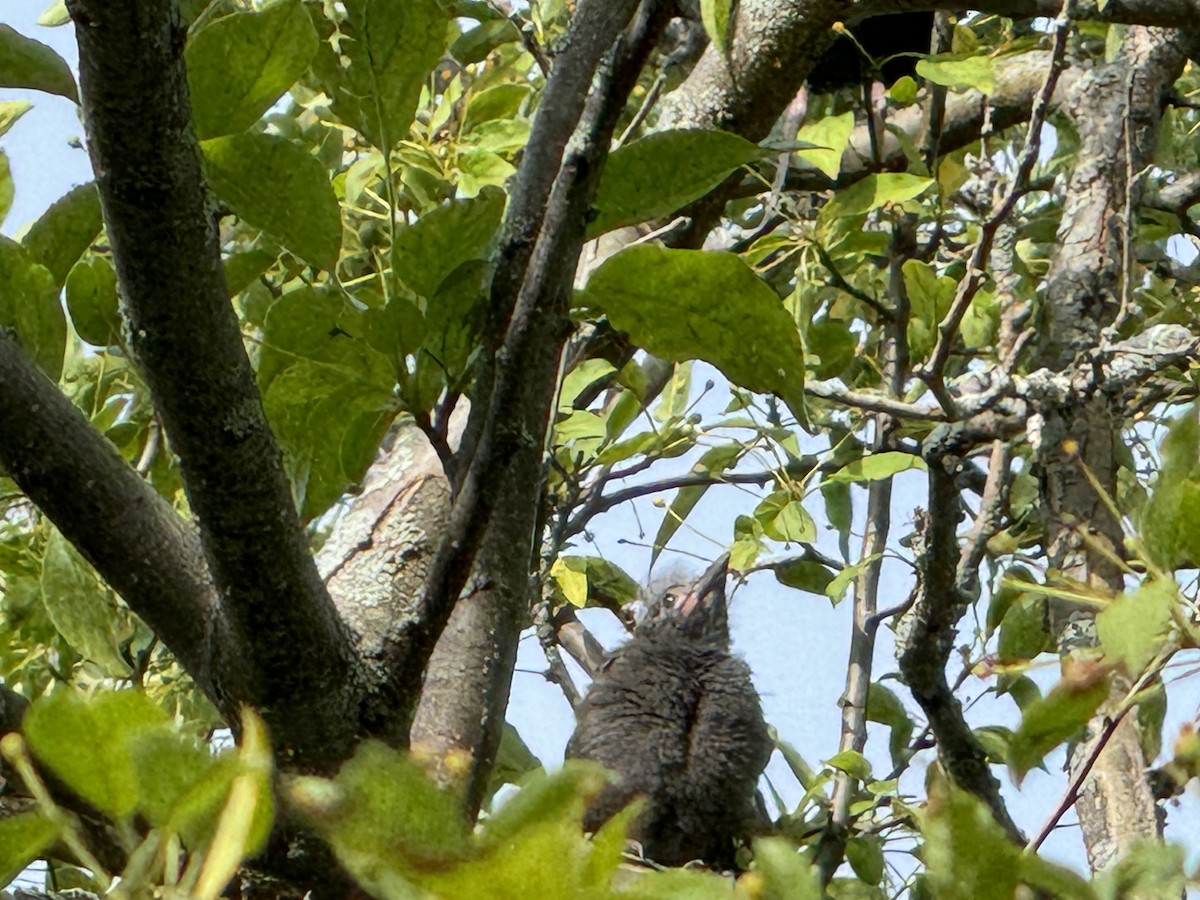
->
xmin=566 ymin=555 xmax=771 ymax=869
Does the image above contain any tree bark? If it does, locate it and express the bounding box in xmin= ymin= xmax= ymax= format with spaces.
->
xmin=1034 ymin=25 xmax=1195 ymax=871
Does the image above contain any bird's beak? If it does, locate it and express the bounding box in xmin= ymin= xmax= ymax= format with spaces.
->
xmin=677 ymin=553 xmax=730 ymax=618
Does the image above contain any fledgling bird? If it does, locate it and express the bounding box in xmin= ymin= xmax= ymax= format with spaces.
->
xmin=566 ymin=555 xmax=771 ymax=868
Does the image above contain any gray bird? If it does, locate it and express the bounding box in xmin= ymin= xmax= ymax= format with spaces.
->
xmin=566 ymin=555 xmax=771 ymax=868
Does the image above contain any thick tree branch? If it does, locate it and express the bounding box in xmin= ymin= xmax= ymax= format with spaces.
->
xmin=0 ymin=330 xmax=219 ymax=701
xmin=1031 ymin=23 xmax=1196 ymax=870
xmin=899 ymin=455 xmax=1025 ymax=843
xmin=68 ymin=0 xmax=357 ymax=767
xmin=385 ymin=0 xmax=658 ymax=747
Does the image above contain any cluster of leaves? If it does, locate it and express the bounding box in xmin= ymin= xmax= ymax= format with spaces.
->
xmin=2 ymin=0 xmax=1200 ymax=896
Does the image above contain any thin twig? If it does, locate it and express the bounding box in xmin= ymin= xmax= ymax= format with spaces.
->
xmin=805 ymin=380 xmax=948 ymax=421
xmin=1026 ymin=655 xmax=1171 ymax=851
xmin=565 ymin=469 xmax=785 ymax=537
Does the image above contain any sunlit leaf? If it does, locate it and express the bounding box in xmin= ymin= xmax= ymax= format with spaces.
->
xmin=822 ymin=173 xmax=934 ymax=219
xmin=187 ymin=0 xmax=319 ymax=139
xmin=313 ymin=0 xmax=449 ymax=150
xmin=826 ymin=452 xmax=926 ymax=484
xmin=795 ymin=111 xmax=854 ymax=180
xmin=590 ymin=130 xmax=766 ymax=237
xmin=1008 ymin=663 xmax=1110 ymax=784
xmin=201 ymin=132 xmax=342 ymax=270
xmin=0 ymin=237 xmax=66 ymax=381
xmin=917 ymin=55 xmax=996 ymax=95
xmin=24 ymin=689 xmax=169 ymax=820
xmin=21 ymin=182 xmax=103 ymax=287
xmin=0 ymin=812 xmax=59 ymax=887
xmin=0 ymin=24 xmax=77 ymax=101
xmin=65 ymin=256 xmax=122 ymax=346
xmin=1096 ymin=580 xmax=1175 ymax=675
xmin=586 ymin=246 xmax=805 ymax=420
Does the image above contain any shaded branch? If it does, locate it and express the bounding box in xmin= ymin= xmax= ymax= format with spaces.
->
xmin=0 ymin=330 xmax=219 ymax=702
xmin=68 ymin=0 xmax=358 ymax=767
xmin=389 ymin=0 xmax=658 ymax=748
xmin=898 ymin=453 xmax=1024 ymax=843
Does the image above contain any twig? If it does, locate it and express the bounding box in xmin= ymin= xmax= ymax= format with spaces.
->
xmin=553 ymin=605 xmax=608 ymax=678
xmin=805 ymin=380 xmax=948 ymax=421
xmin=1026 ymin=655 xmax=1170 ymax=852
xmin=533 ymin=601 xmax=581 ymax=707
xmin=565 ymin=469 xmax=786 ymax=537
xmin=815 ymin=244 xmax=893 ymax=322
xmin=955 ymin=441 xmax=1013 ymax=596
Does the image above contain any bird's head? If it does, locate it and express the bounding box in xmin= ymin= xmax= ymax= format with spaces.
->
xmin=637 ymin=554 xmax=731 ymax=645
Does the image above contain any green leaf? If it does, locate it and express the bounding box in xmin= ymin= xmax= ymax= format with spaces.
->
xmin=549 ymin=556 xmax=639 ymax=610
xmin=201 ymin=132 xmax=342 ymax=270
xmin=795 ymin=111 xmax=854 ymax=180
xmin=755 ymin=490 xmax=817 ymax=543
xmin=826 ymin=749 xmax=872 ymax=781
xmin=363 ymin=297 xmax=426 ymax=359
xmin=590 ymin=130 xmax=766 ymax=237
xmin=313 ymin=0 xmax=448 ymax=150
xmin=1093 ymin=840 xmax=1185 ymax=900
xmin=824 ymin=553 xmax=882 ymax=605
xmin=296 ymin=740 xmax=470 ymax=885
xmin=264 ymin=360 xmax=398 ymax=520
xmin=806 ymin=317 xmax=857 ymax=379
xmin=37 ymin=2 xmax=70 ymax=27
xmin=845 ymin=834 xmax=885 ymax=886
xmin=0 ymin=99 xmax=32 ymax=138
xmin=921 ymin=773 xmax=1021 ymax=899
xmin=1008 ymin=664 xmax=1110 ymax=784
xmin=450 ymin=18 xmax=522 ymax=65
xmin=586 ymin=246 xmax=805 ymax=419
xmin=917 ymin=55 xmax=996 ymax=95
xmin=826 ymin=452 xmax=926 ymax=484
xmin=39 ymin=528 xmax=131 ymax=676
xmin=186 ymin=0 xmax=319 ymax=139
xmin=550 ymin=557 xmax=588 ymax=608
xmin=774 ymin=558 xmax=835 ymax=595
xmin=422 ymin=258 xmax=489 ymax=384
xmin=463 ymin=82 xmax=531 ymax=133
xmin=392 ymin=186 xmax=505 ymax=299
xmin=0 ymin=812 xmax=59 ymax=887
xmin=65 ymin=256 xmax=122 ymax=346
xmin=0 ymin=150 xmax=10 ymax=228
xmin=457 ymin=148 xmax=516 ymax=197
xmin=483 ymin=724 xmax=543 ymax=811
xmin=24 ymin=689 xmax=169 ymax=820
xmin=21 ymin=182 xmax=103 ymax=287
xmin=822 ymin=173 xmax=934 ymax=219
xmin=0 ymin=237 xmax=66 ymax=381
xmin=997 ymin=594 xmax=1050 ymax=663
xmin=751 ymin=836 xmax=823 ymax=899
xmin=0 ymin=24 xmax=78 ymax=101
xmin=132 ymin=729 xmax=221 ymax=831
xmin=866 ymin=682 xmax=914 ymax=771
xmin=1140 ymin=408 xmax=1200 ymax=570
xmin=223 ymin=247 xmax=279 ymax=297
xmin=1096 ymin=580 xmax=1175 ymax=675
xmin=700 ymin=0 xmax=733 ymax=54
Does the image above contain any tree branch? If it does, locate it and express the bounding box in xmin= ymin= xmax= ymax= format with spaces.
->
xmin=387 ymin=0 xmax=661 ymax=753
xmin=68 ymin=0 xmax=357 ymax=767
xmin=0 ymin=330 xmax=219 ymax=701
